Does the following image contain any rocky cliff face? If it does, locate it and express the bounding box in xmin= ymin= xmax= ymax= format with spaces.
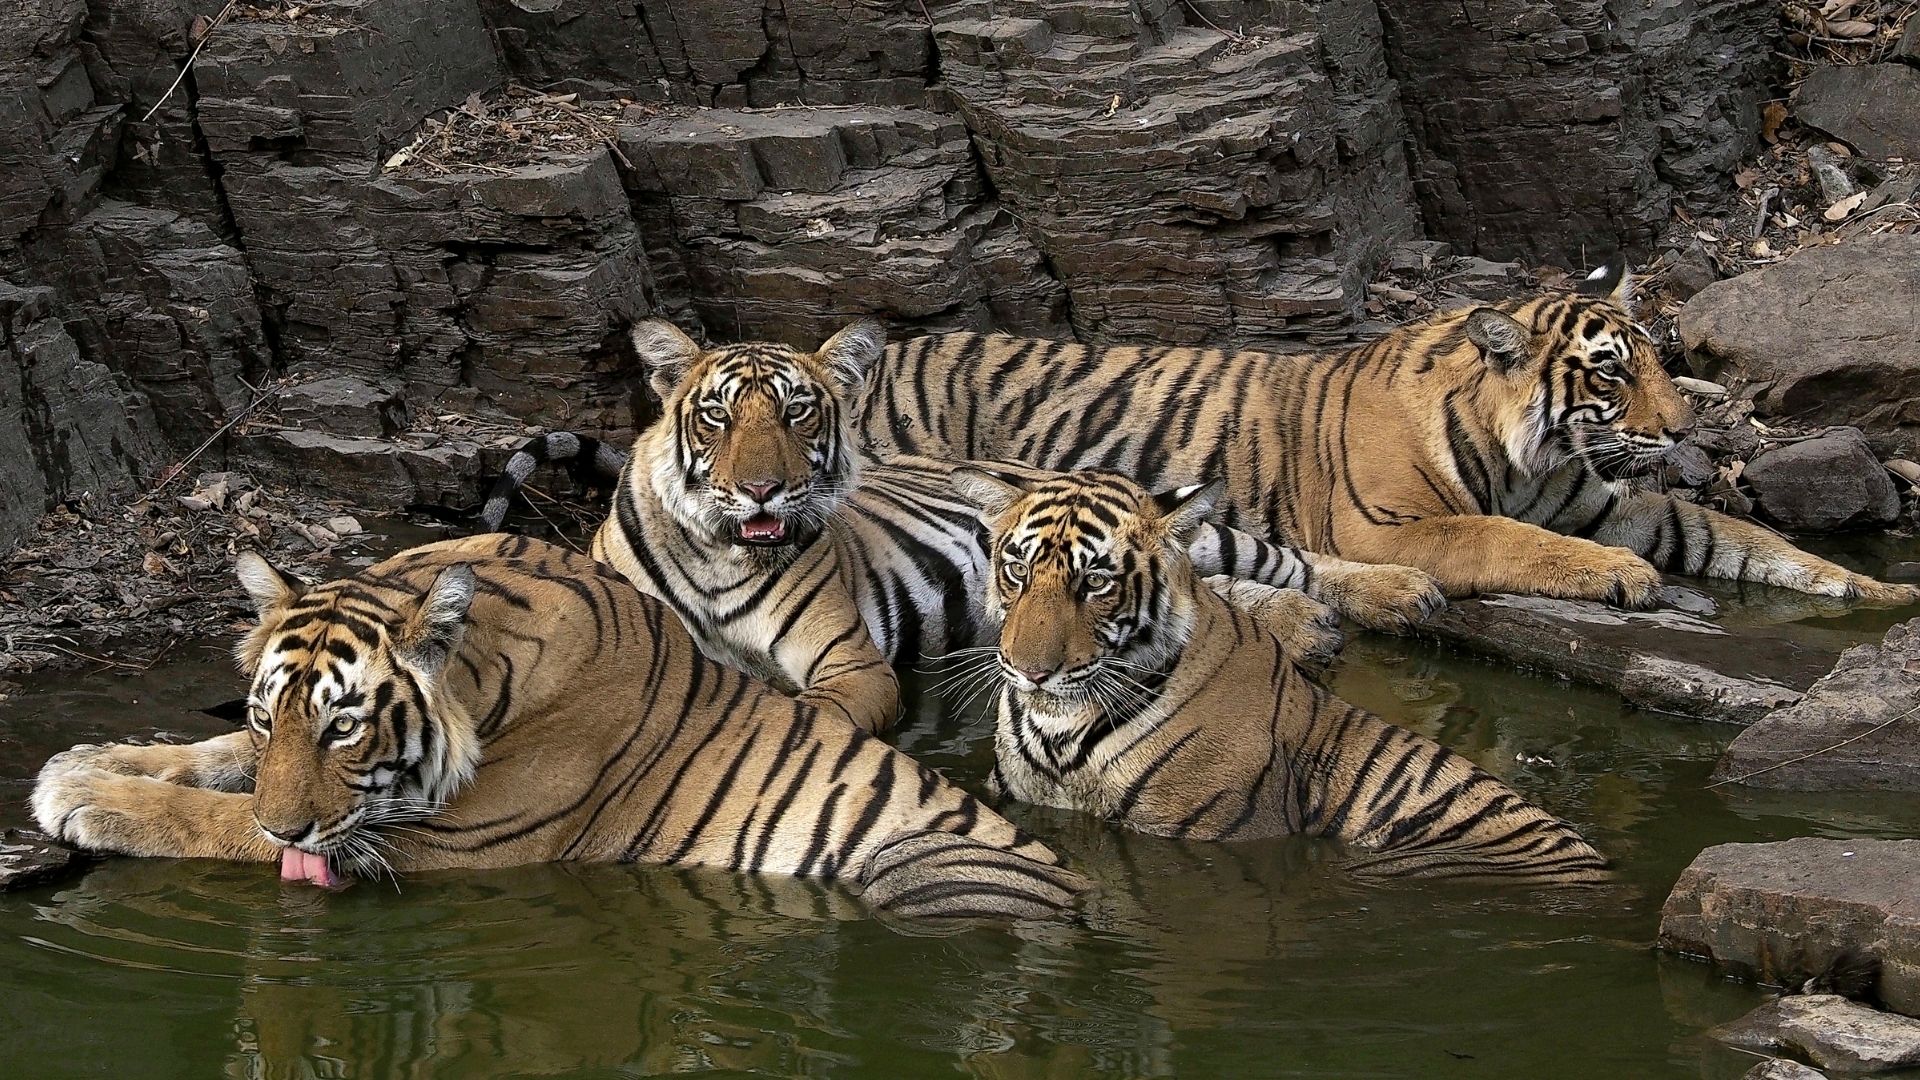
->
xmin=0 ymin=0 xmax=1780 ymax=544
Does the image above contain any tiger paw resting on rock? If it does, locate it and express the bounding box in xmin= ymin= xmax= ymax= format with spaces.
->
xmin=472 ymin=321 xmax=1441 ymax=734
xmin=860 ymin=261 xmax=1918 ymax=610
xmin=952 ymin=467 xmax=1610 ymax=886
xmin=32 ymin=535 xmax=1087 ymax=920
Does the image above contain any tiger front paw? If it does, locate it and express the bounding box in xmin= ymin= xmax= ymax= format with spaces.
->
xmin=1321 ymin=563 xmax=1447 ymax=633
xmin=1557 ymin=547 xmax=1662 ymax=609
xmin=1209 ymin=578 xmax=1344 ymax=665
xmin=32 ymin=752 xmax=137 ymax=852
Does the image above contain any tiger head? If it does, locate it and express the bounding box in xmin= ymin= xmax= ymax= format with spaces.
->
xmin=631 ymin=320 xmax=883 ymax=561
xmin=1463 ymin=259 xmax=1694 ymax=480
xmin=232 ymin=552 xmax=481 ymax=880
xmin=951 ymin=467 xmax=1221 ymax=704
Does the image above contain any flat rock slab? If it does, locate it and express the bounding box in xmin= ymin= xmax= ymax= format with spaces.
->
xmin=1715 ymin=618 xmax=1920 ymax=791
xmin=0 ymin=830 xmax=79 ymax=891
xmin=1716 ymin=995 xmax=1920 ymax=1073
xmin=1660 ymin=838 xmax=1920 ymax=1016
xmin=1678 ymin=234 xmax=1920 ymax=456
xmin=1415 ymin=592 xmax=1837 ymax=724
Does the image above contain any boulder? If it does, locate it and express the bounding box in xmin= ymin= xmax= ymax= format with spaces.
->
xmin=1744 ymin=1061 xmax=1826 ymax=1080
xmin=1713 ymin=617 xmax=1920 ymax=791
xmin=1743 ymin=428 xmax=1900 ymax=533
xmin=1715 ymin=996 xmax=1920 ymax=1073
xmin=1414 ymin=591 xmax=1831 ymax=724
xmin=1659 ymin=838 xmax=1920 ymax=1016
xmin=1678 ymin=235 xmax=1920 ymax=455
xmin=1793 ymin=64 xmax=1920 ymax=161
xmin=1900 ymin=13 xmax=1919 ymax=63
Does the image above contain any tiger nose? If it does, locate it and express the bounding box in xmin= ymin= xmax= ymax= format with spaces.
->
xmin=261 ymin=821 xmax=315 ymax=846
xmin=742 ymin=480 xmax=781 ymax=503
xmin=1019 ymin=666 xmax=1055 ymax=685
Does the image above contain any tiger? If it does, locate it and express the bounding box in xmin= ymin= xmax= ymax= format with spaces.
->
xmin=474 ymin=320 xmax=1447 ymax=735
xmin=950 ymin=467 xmax=1612 ymax=886
xmin=29 ymin=534 xmax=1088 ymax=920
xmin=856 ymin=260 xmax=1919 ymax=608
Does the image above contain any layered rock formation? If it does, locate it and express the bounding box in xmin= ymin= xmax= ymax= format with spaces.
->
xmin=0 ymin=0 xmax=1785 ymax=536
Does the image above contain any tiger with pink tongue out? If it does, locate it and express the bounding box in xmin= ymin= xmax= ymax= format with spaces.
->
xmin=30 ymin=535 xmax=1087 ymax=918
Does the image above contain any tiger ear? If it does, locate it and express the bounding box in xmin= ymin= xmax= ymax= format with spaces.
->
xmin=1465 ymin=308 xmax=1533 ymax=372
xmin=1151 ymin=479 xmax=1223 ymax=543
xmin=815 ymin=319 xmax=885 ymax=395
xmin=1576 ymin=256 xmax=1634 ymax=306
xmin=949 ymin=466 xmax=1031 ymax=517
xmin=235 ymin=551 xmax=305 ymax=619
xmin=630 ymin=320 xmax=703 ymax=403
xmin=396 ymin=564 xmax=476 ymax=680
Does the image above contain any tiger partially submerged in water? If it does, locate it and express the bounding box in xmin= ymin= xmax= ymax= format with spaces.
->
xmin=951 ymin=468 xmax=1610 ymax=886
xmin=477 ymin=321 xmax=1444 ymax=734
xmin=30 ymin=535 xmax=1087 ymax=919
xmin=858 ymin=262 xmax=1918 ymax=608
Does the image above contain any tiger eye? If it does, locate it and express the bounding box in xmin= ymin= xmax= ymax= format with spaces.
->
xmin=330 ymin=714 xmax=360 ymax=737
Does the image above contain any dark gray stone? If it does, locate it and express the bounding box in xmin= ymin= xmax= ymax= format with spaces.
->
xmin=621 ymin=105 xmax=1069 ymax=344
xmin=936 ymin=4 xmax=1419 ymax=345
xmin=1716 ymin=996 xmax=1920 ymax=1073
xmin=1679 ymin=235 xmax=1920 ymax=456
xmin=241 ymin=429 xmax=492 ymax=508
xmin=276 ymin=375 xmax=409 ymax=439
xmin=1744 ymin=428 xmax=1900 ymax=533
xmin=1660 ymin=837 xmax=1920 ymax=1017
xmin=1794 ymin=64 xmax=1920 ymax=161
xmin=0 ymin=830 xmax=80 ymax=891
xmin=1377 ymin=0 xmax=1778 ymax=262
xmin=193 ymin=0 xmax=503 ymax=165
xmin=1714 ymin=618 xmax=1920 ymax=791
xmin=0 ymin=284 xmax=169 ymax=549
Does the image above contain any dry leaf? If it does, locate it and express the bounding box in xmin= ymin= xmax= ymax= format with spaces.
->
xmin=1733 ymin=166 xmax=1760 ymax=189
xmin=1824 ymin=190 xmax=1868 ymax=221
xmin=1761 ymin=101 xmax=1788 ymax=144
xmin=188 ymin=14 xmax=212 ymax=44
xmin=1751 ymin=237 xmax=1776 ymax=258
xmin=142 ymin=551 xmax=175 ymax=577
xmin=1694 ymin=229 xmax=1721 ymax=243
xmin=1825 ymin=19 xmax=1876 ymax=37
xmin=384 ymin=149 xmax=412 ymax=169
xmin=1885 ymin=459 xmax=1920 ymax=486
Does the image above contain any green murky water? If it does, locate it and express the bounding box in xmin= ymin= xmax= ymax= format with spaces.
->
xmin=4 ymin=563 xmax=1919 ymax=1078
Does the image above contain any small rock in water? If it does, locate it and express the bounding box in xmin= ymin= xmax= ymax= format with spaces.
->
xmin=1744 ymin=1059 xmax=1827 ymax=1079
xmin=325 ymin=515 xmax=364 ymax=536
xmin=1660 ymin=838 xmax=1920 ymax=1014
xmin=0 ymin=830 xmax=80 ymax=892
xmin=1714 ymin=995 xmax=1920 ymax=1073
